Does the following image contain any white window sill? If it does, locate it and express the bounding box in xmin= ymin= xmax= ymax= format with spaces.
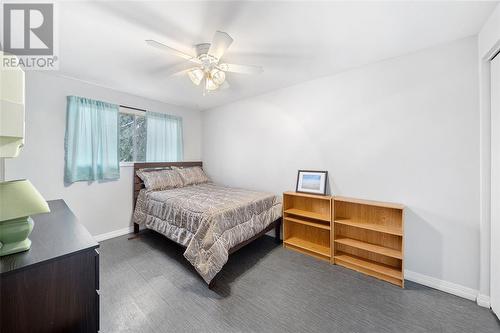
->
xmin=120 ymin=162 xmax=136 ymax=167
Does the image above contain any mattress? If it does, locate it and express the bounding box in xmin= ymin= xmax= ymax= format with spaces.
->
xmin=133 ymin=183 xmax=282 ymax=283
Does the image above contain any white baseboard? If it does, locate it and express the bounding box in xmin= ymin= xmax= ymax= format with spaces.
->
xmin=404 ymin=269 xmax=478 ymax=302
xmin=94 ymin=226 xmax=134 ymax=242
xmin=476 ymin=294 xmax=491 ymax=308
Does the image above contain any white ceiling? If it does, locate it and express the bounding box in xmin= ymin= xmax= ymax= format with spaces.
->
xmin=57 ymin=1 xmax=497 ymax=110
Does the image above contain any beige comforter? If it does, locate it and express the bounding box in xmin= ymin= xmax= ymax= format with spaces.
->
xmin=133 ymin=183 xmax=282 ymax=283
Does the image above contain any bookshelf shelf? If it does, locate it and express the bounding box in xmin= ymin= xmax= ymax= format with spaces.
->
xmin=334 ymin=252 xmax=403 ymax=283
xmin=334 ymin=238 xmax=403 ymax=259
xmin=284 ymin=237 xmax=331 ymax=259
xmin=284 ymin=208 xmax=330 ymax=222
xmin=334 ymin=218 xmax=402 ymax=236
xmin=284 ymin=217 xmax=331 ymax=230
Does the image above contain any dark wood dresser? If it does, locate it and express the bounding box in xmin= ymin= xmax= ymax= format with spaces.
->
xmin=0 ymin=200 xmax=100 ymax=333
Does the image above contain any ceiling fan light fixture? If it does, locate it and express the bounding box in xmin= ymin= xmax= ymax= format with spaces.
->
xmin=146 ymin=30 xmax=263 ymax=95
xmin=205 ymin=77 xmax=219 ymax=91
xmin=188 ymin=68 xmax=204 ymax=86
xmin=211 ymin=69 xmax=225 ymax=85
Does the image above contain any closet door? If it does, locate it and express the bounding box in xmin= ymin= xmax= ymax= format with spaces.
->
xmin=491 ymin=53 xmax=500 ymax=317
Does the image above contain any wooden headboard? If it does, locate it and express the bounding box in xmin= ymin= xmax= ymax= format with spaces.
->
xmin=133 ymin=161 xmax=203 ymax=208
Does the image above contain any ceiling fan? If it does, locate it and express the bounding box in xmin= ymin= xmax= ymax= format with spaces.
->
xmin=146 ymin=31 xmax=263 ymax=95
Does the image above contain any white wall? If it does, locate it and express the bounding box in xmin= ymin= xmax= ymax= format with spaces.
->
xmin=5 ymin=72 xmax=202 ymax=237
xmin=203 ymin=37 xmax=480 ymax=291
xmin=479 ymin=4 xmax=500 ymax=58
xmin=478 ymin=3 xmax=500 ymax=306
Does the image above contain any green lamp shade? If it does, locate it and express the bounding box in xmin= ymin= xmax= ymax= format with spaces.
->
xmin=0 ymin=179 xmax=50 ymax=221
xmin=0 ymin=179 xmax=50 ymax=256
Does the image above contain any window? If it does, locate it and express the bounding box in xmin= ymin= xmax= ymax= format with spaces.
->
xmin=118 ymin=107 xmax=183 ymax=163
xmin=119 ymin=107 xmax=146 ymax=162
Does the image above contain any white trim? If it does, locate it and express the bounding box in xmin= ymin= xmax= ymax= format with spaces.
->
xmin=93 ymin=226 xmax=134 ymax=242
xmin=405 ymin=270 xmax=478 ymax=301
xmin=119 ymin=106 xmax=145 ymax=117
xmin=486 ymin=40 xmax=500 ymax=62
xmin=478 ymin=3 xmax=500 ymax=306
xmin=477 ymin=294 xmax=491 ymax=308
xmin=120 ymin=162 xmax=135 ymax=167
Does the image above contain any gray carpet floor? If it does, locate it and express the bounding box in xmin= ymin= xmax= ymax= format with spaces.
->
xmin=99 ymin=231 xmax=500 ymax=333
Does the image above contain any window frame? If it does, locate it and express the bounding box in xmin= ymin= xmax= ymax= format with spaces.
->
xmin=118 ymin=107 xmax=146 ymax=167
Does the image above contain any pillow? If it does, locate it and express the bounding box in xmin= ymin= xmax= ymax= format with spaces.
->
xmin=136 ymin=168 xmax=183 ymax=190
xmin=173 ymin=166 xmax=210 ymax=186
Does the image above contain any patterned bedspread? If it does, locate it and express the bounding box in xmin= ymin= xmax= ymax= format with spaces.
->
xmin=133 ymin=183 xmax=282 ymax=283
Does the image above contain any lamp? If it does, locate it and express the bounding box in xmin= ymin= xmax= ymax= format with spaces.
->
xmin=0 ymin=180 xmax=50 ymax=256
xmin=0 ymin=52 xmax=25 ymax=157
xmin=0 ymin=51 xmax=50 ymax=256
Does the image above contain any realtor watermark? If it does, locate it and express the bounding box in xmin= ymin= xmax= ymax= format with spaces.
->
xmin=1 ymin=2 xmax=59 ymax=70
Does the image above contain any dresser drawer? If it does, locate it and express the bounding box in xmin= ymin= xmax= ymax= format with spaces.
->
xmin=1 ymin=250 xmax=99 ymax=332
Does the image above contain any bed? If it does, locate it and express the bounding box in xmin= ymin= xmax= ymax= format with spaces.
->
xmin=131 ymin=162 xmax=282 ymax=287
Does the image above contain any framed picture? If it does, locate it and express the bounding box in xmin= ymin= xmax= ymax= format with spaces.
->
xmin=296 ymin=170 xmax=328 ymax=195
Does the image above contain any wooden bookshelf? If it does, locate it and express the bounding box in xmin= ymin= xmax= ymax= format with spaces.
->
xmin=282 ymin=192 xmax=405 ymax=287
xmin=333 ymin=196 xmax=405 ymax=287
xmin=283 ymin=192 xmax=332 ymax=262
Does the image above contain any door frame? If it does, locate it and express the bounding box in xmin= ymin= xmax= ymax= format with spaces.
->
xmin=490 ymin=51 xmax=500 ymax=316
xmin=479 ymin=38 xmax=500 ymax=309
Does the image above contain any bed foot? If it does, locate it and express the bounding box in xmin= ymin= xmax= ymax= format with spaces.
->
xmin=275 ymin=218 xmax=282 ymax=243
xmin=128 ymin=223 xmax=141 ymax=240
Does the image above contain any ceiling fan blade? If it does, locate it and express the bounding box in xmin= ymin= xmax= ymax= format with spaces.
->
xmin=161 ymin=61 xmax=199 ymax=78
xmin=145 ymin=40 xmax=200 ymax=64
xmin=170 ymin=67 xmax=198 ymax=78
xmin=219 ymin=63 xmax=263 ymax=75
xmin=208 ymin=31 xmax=233 ymax=60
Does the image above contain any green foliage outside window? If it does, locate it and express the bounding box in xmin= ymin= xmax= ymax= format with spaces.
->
xmin=119 ymin=112 xmax=147 ymax=162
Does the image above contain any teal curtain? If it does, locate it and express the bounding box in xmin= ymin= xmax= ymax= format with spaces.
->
xmin=146 ymin=111 xmax=183 ymax=162
xmin=65 ymin=96 xmax=120 ymax=183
